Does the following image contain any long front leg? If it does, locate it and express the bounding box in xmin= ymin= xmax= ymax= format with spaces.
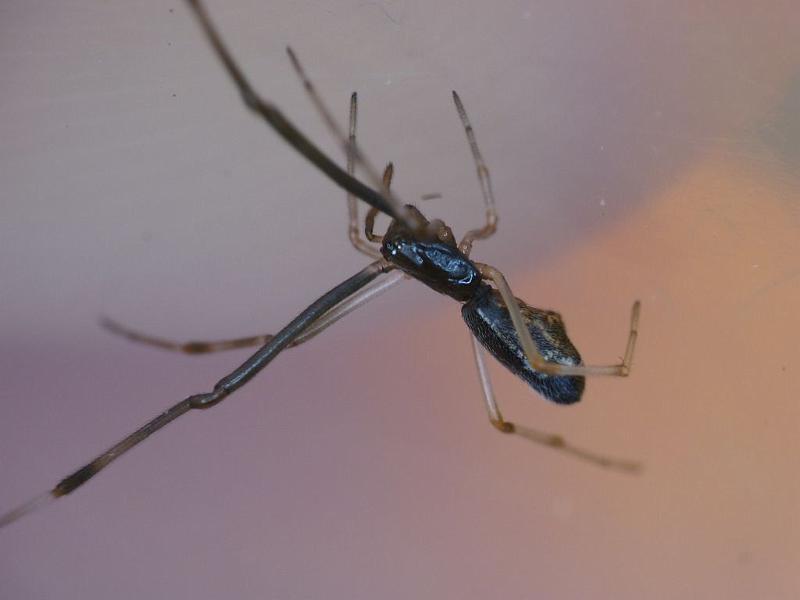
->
xmin=183 ymin=1 xmax=417 ymax=230
xmin=0 ymin=261 xmax=387 ymax=529
xmin=470 ymin=335 xmax=641 ymax=473
xmin=286 ymin=49 xmax=405 ymax=215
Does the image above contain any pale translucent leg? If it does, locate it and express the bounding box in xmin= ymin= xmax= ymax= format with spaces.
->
xmin=363 ymin=167 xmax=459 ymax=246
xmin=365 ymin=163 xmax=395 ymax=243
xmin=346 ymin=92 xmax=382 ymax=258
xmin=0 ymin=492 xmax=55 ymax=529
xmin=101 ymin=270 xmax=406 ymax=354
xmin=470 ymin=335 xmax=641 ymax=473
xmin=420 ymin=193 xmax=442 ymax=201
xmin=477 ymin=263 xmax=640 ymax=377
xmin=451 ymin=91 xmax=498 ymax=256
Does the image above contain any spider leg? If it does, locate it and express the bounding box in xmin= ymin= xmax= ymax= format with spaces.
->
xmin=285 ymin=47 xmax=404 ymax=214
xmin=100 ymin=318 xmax=268 ymax=354
xmin=346 ymin=92 xmax=382 ymax=258
xmin=364 ymin=162 xmax=394 ymax=243
xmin=451 ymin=91 xmax=498 ymax=256
xmin=100 ymin=270 xmax=405 ymax=355
xmin=0 ymin=261 xmax=388 ymax=529
xmin=182 ymin=1 xmax=418 ymax=230
xmin=470 ymin=335 xmax=641 ymax=473
xmin=477 ymin=263 xmax=640 ymax=377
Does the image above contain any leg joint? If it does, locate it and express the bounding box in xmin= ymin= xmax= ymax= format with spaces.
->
xmin=188 ymin=390 xmax=226 ymax=410
xmin=491 ymin=419 xmax=515 ymax=434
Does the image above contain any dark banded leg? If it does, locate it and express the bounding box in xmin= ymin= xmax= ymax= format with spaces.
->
xmin=0 ymin=261 xmax=387 ymax=529
xmin=285 ymin=48 xmax=406 ymax=216
xmin=182 ymin=0 xmax=418 ymax=230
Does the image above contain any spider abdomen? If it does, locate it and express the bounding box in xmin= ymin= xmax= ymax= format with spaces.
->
xmin=462 ymin=286 xmax=585 ymax=404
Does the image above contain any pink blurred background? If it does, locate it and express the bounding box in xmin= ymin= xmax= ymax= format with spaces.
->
xmin=2 ymin=1 xmax=799 ymax=598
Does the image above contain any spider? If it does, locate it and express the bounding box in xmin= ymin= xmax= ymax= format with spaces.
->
xmin=0 ymin=0 xmax=640 ymax=529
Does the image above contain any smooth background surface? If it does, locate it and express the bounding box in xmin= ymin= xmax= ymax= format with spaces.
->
xmin=2 ymin=1 xmax=799 ymax=598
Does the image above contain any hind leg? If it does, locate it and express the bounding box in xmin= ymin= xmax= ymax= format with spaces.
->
xmin=470 ymin=335 xmax=640 ymax=473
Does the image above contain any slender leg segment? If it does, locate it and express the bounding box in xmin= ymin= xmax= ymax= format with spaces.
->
xmin=364 ymin=206 xmax=381 ymax=242
xmin=182 ymin=1 xmax=419 ymax=231
xmin=478 ymin=263 xmax=640 ymax=377
xmin=346 ymin=93 xmax=382 ymax=258
xmin=0 ymin=261 xmax=388 ymax=529
xmin=365 ymin=163 xmax=395 ymax=243
xmin=101 ymin=270 xmax=406 ymax=355
xmin=100 ymin=318 xmax=271 ymax=354
xmin=470 ymin=335 xmax=641 ymax=473
xmin=285 ymin=47 xmax=408 ymax=219
xmin=451 ymin=92 xmax=498 ymax=256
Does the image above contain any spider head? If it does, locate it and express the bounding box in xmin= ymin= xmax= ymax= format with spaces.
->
xmin=381 ymin=205 xmax=483 ymax=302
